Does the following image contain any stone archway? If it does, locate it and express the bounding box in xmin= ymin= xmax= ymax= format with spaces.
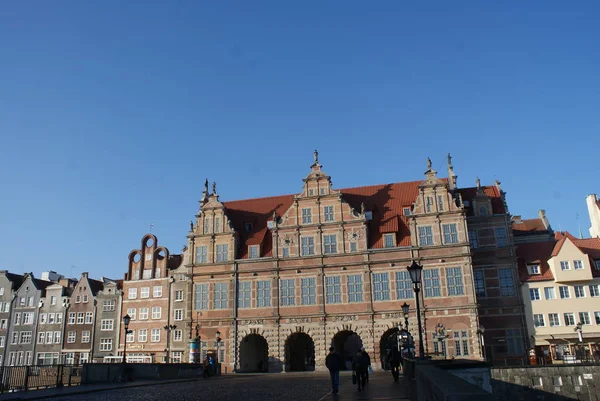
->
xmin=285 ymin=332 xmax=315 ymax=372
xmin=331 ymin=330 xmax=363 ymax=370
xmin=379 ymin=327 xmax=399 ymax=370
xmin=239 ymin=333 xmax=268 ymax=373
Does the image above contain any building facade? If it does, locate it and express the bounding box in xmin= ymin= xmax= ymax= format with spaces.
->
xmin=183 ymin=153 xmax=527 ymax=372
xmin=92 ymin=278 xmax=122 ymax=362
xmin=0 ymin=271 xmax=24 ymax=366
xmin=36 ymin=281 xmax=72 ymax=365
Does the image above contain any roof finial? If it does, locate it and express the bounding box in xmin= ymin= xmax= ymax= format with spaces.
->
xmin=314 ymin=149 xmax=319 ymax=165
xmin=476 ymin=177 xmax=481 ymax=189
xmin=212 ymin=181 xmax=217 ymax=195
xmin=204 ymin=178 xmax=209 ymax=193
xmin=447 ymin=153 xmax=452 ymax=168
xmin=427 ymin=157 xmax=432 ymax=170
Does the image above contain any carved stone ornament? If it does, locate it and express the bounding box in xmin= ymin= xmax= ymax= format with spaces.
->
xmin=333 ymin=315 xmax=357 ymax=322
xmin=240 ymin=319 xmax=265 ymax=326
xmin=288 ymin=317 xmax=311 ymax=324
xmin=382 ymin=312 xmax=402 ymax=319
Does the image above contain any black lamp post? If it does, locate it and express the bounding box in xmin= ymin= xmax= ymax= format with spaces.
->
xmin=164 ymin=324 xmax=177 ymax=363
xmin=407 ymin=261 xmax=425 ymax=359
xmin=122 ymin=314 xmax=132 ymax=364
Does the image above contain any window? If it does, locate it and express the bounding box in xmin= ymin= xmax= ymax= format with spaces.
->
xmin=424 ymin=269 xmax=441 ymax=297
xmin=140 ymin=287 xmax=150 ymax=298
xmin=529 ymin=288 xmax=540 ymax=301
xmin=13 ymin=313 xmax=21 ymax=325
xmin=56 ymin=313 xmax=62 ymax=324
xmin=559 ymin=286 xmax=571 ymax=299
xmin=384 ymin=233 xmax=396 ymax=248
xmin=575 ymin=286 xmax=586 ymax=298
xmin=395 ymin=271 xmax=413 ymax=299
xmin=151 ymin=329 xmax=160 ymax=342
xmin=38 ymin=332 xmax=45 ymax=344
xmin=152 ymin=307 xmax=161 ymax=319
xmin=350 ymin=242 xmax=357 ymax=252
xmin=544 ymin=287 xmax=556 ymax=300
xmin=75 ymin=295 xmax=81 ymax=303
xmin=320 ymin=187 xmax=326 ymax=195
xmin=175 ymin=290 xmax=184 ymax=301
xmin=81 ymin=331 xmax=90 ymax=343
xmin=302 ymin=208 xmax=312 ymax=224
xmin=301 ymin=236 xmax=315 ymax=256
xmin=50 ymin=296 xmax=56 ymax=305
xmin=403 ymin=207 xmax=411 ymax=216
xmin=594 ymin=311 xmax=600 ymax=325
xmin=533 ymin=314 xmax=545 ymax=327
xmin=418 ymin=226 xmax=433 ymax=246
xmin=76 ymin=313 xmax=84 ymax=324
xmin=0 ymin=337 xmax=4 ymax=347
xmin=215 ymin=218 xmax=220 ymax=233
xmin=195 ymin=283 xmax=209 ymax=310
xmin=99 ymin=338 xmax=112 ymax=351
xmin=442 ymin=224 xmax=458 ymax=244
xmin=573 ymin=260 xmax=583 ymax=270
xmin=67 ymin=331 xmax=76 ymax=343
xmin=499 ymin=268 xmax=515 ymax=296
xmin=324 ymin=206 xmax=334 ymax=222
xmin=426 ymin=196 xmax=433 ymax=213
xmin=446 ymin=267 xmax=464 ymax=296
xmin=128 ymin=288 xmax=137 ymax=299
xmin=453 ymin=331 xmax=469 ymax=356
xmin=174 ymin=309 xmax=183 ymax=321
xmin=138 ymin=329 xmax=147 ymax=342
xmin=11 ymin=333 xmax=18 ymax=345
xmin=40 ymin=313 xmax=47 ymax=324
xmin=323 ymin=235 xmax=337 ymax=254
xmin=214 ymin=283 xmax=228 ymax=309
xmin=564 ymin=313 xmax=576 ymax=326
xmin=45 ymin=332 xmax=52 ymax=344
xmin=139 ymin=308 xmax=149 ymax=320
xmin=0 ymin=319 xmax=6 ymax=329
xmin=68 ymin=313 xmax=75 ymax=325
xmin=174 ymin=330 xmax=183 ymax=342
xmin=101 ymin=319 xmax=114 ymax=331
xmin=126 ymin=330 xmax=134 ymax=343
xmin=373 ymin=273 xmax=390 ymax=301
xmin=282 ymin=247 xmax=289 ymax=257
xmin=153 ymin=286 xmax=162 ymax=298
xmin=467 ymin=230 xmax=479 ymax=249
xmin=195 ymin=246 xmax=207 ymax=263
xmin=495 ymin=228 xmax=507 ymax=247
xmin=579 ymin=312 xmax=591 ymax=325
xmin=23 ymin=312 xmax=34 ymax=325
xmin=596 ymin=260 xmax=600 ymax=270
xmin=506 ymin=328 xmax=523 ymax=355
xmin=102 ymin=300 xmax=116 ymax=311
xmin=257 ymin=280 xmax=271 ymax=307
xmin=590 ymin=285 xmax=600 ymax=297
xmin=326 ymin=276 xmax=342 ymax=304
xmin=549 ymin=313 xmax=560 ymax=327
xmin=238 ymin=281 xmax=251 ymax=308
xmin=301 ymin=277 xmax=316 ymax=305
xmin=85 ymin=312 xmax=93 ymax=324
xmin=127 ymin=308 xmax=136 ymax=320
xmin=309 ymin=189 xmax=314 ymax=196
xmin=249 ymin=246 xmax=259 ymax=259
xmin=560 ymin=261 xmax=570 ymax=271
xmin=280 ymin=279 xmax=295 ymax=306
xmin=83 ymin=295 xmax=88 ymax=303
xmin=216 ymin=244 xmax=228 ymax=262
xmin=473 ymin=270 xmax=486 ymax=297
xmin=527 ymin=265 xmax=540 ymax=275
xmin=204 ymin=219 xmax=210 ymax=234
xmin=347 ymin=275 xmax=363 ymax=303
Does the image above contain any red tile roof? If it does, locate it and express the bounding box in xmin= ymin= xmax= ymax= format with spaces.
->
xmin=516 ymin=241 xmax=556 ymax=282
xmin=512 ymin=218 xmax=547 ymax=234
xmin=223 ymin=181 xmax=505 ymax=258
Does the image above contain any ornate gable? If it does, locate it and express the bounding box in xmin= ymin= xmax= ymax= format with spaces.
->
xmin=127 ymin=234 xmax=170 ymax=280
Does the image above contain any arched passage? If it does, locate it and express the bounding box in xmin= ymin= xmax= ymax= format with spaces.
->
xmin=331 ymin=330 xmax=363 ymax=370
xmin=285 ymin=332 xmax=315 ymax=372
xmin=239 ymin=334 xmax=268 ymax=373
xmin=379 ymin=327 xmax=399 ymax=370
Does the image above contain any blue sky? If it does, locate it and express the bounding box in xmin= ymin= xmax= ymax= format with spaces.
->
xmin=1 ymin=1 xmax=599 ymax=280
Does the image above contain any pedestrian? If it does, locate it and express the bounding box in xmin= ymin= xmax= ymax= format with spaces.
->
xmin=361 ymin=348 xmax=371 ymax=384
xmin=325 ymin=347 xmax=343 ymax=394
xmin=386 ymin=347 xmax=401 ymax=382
xmin=352 ymin=350 xmax=369 ymax=391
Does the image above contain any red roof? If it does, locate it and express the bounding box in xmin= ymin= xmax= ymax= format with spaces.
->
xmin=223 ymin=181 xmax=505 ymax=258
xmin=512 ymin=218 xmax=547 ymax=234
xmin=516 ymin=241 xmax=556 ymax=282
xmin=457 ymin=186 xmax=506 ymax=216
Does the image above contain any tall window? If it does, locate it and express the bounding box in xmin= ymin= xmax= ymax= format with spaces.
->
xmin=195 ymin=283 xmax=209 ymax=310
xmin=280 ymin=279 xmax=295 ymax=306
xmin=128 ymin=288 xmax=137 ymax=299
xmin=350 ymin=242 xmax=357 ymax=252
xmin=383 ymin=234 xmax=395 ymax=248
xmin=563 ymin=313 xmax=575 ymax=326
xmin=214 ymin=283 xmax=228 ymax=309
xmin=139 ymin=308 xmax=149 ymax=320
xmin=589 ymin=285 xmax=600 ymax=297
xmin=301 ymin=237 xmax=315 ymax=256
xmin=533 ymin=314 xmax=545 ymax=327
xmin=347 ymin=275 xmax=363 ymax=303
xmin=126 ymin=330 xmax=134 ymax=343
xmin=424 ymin=269 xmax=441 ymax=297
xmin=138 ymin=329 xmax=148 ymax=342
xmin=560 ymin=261 xmax=570 ymax=271
xmin=140 ymin=287 xmax=150 ymax=298
xmin=468 ymin=230 xmax=478 ymax=249
xmin=195 ymin=246 xmax=207 ymax=263
xmin=594 ymin=312 xmax=600 ymax=325
xmin=579 ymin=312 xmax=591 ymax=325
xmin=204 ymin=219 xmax=210 ymax=234
xmin=418 ymin=226 xmax=433 ymax=246
xmin=529 ymin=288 xmax=540 ymax=301
xmin=301 ymin=277 xmax=316 ymax=305
xmin=174 ymin=309 xmax=183 ymax=320
xmin=559 ymin=286 xmax=570 ymax=299
xmin=302 ymin=208 xmax=312 ymax=224
xmin=446 ymin=267 xmax=464 ymax=296
xmin=153 ymin=286 xmax=162 ymax=298
xmin=442 ymin=224 xmax=458 ymax=244
xmin=499 ymin=268 xmax=515 ymax=296
xmin=426 ymin=196 xmax=433 ymax=213
xmin=395 ymin=271 xmax=413 ymax=299
xmin=326 ymin=276 xmax=342 ymax=304
xmin=249 ymin=246 xmax=259 ymax=259
xmin=216 ymin=244 xmax=228 ymax=262
xmin=152 ymin=307 xmax=161 ymax=319
xmin=238 ymin=281 xmax=251 ymax=308
xmin=257 ymin=280 xmax=271 ymax=307
xmin=127 ymin=308 xmax=136 ymax=320
xmin=323 ymin=235 xmax=337 ymax=254
xmin=506 ymin=328 xmax=523 ymax=355
xmin=214 ymin=218 xmax=220 ymax=233
xmin=453 ymin=331 xmax=469 ymax=356
xmin=151 ymin=328 xmax=160 ymax=342
xmin=574 ymin=286 xmax=586 ymax=298
xmin=437 ymin=195 xmax=444 ymax=212
xmin=324 ymin=206 xmax=334 ymax=222
xmin=77 ymin=313 xmax=84 ymax=324
xmin=549 ymin=313 xmax=560 ymax=327
xmin=573 ymin=260 xmax=583 ymax=270
xmin=373 ymin=273 xmax=390 ymax=301
xmin=473 ymin=270 xmax=486 ymax=297
xmin=282 ymin=247 xmax=289 ymax=257
xmin=495 ymin=228 xmax=507 ymax=247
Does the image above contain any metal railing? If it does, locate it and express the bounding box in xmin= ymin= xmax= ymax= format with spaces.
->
xmin=0 ymin=365 xmax=82 ymax=393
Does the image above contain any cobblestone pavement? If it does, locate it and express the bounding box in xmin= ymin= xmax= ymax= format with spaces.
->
xmin=37 ymin=373 xmax=350 ymax=401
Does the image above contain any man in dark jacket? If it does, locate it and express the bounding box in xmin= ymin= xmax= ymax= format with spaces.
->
xmin=387 ymin=347 xmax=401 ymax=382
xmin=325 ymin=347 xmax=343 ymax=394
xmin=352 ymin=350 xmax=369 ymax=391
xmin=361 ymin=348 xmax=371 ymax=384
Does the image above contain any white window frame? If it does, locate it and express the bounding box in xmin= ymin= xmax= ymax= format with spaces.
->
xmin=533 ymin=314 xmax=545 ymax=327
xmin=100 ymin=319 xmax=114 ymax=331
xmin=559 ymin=286 xmax=571 ymax=299
xmin=560 ymin=261 xmax=570 ymax=271
xmin=257 ymin=280 xmax=271 ymax=308
xmin=151 ymin=328 xmax=160 ymax=343
xmin=195 ymin=246 xmax=208 ymax=263
xmin=418 ymin=226 xmax=433 ymax=246
xmin=529 ymin=288 xmax=540 ymax=301
xmin=152 ymin=306 xmax=162 ymax=319
xmin=442 ymin=224 xmax=458 ymax=244
xmin=140 ymin=287 xmax=150 ymax=299
xmin=323 ymin=234 xmax=337 ymax=254
xmin=573 ymin=260 xmax=583 ymax=270
xmin=138 ymin=329 xmax=147 ymax=342
xmin=174 ymin=309 xmax=183 ymax=321
xmin=175 ymin=290 xmax=184 ymax=302
xmin=139 ymin=307 xmax=149 ymax=320
xmin=589 ymin=284 xmax=600 ymax=297
xmin=544 ymin=287 xmax=556 ymax=300
xmin=153 ymin=286 xmax=162 ymax=298
xmin=564 ymin=313 xmax=576 ymax=326
xmin=325 ymin=276 xmax=342 ymax=304
xmin=579 ymin=312 xmax=591 ymax=325
xmin=347 ymin=274 xmax=363 ymax=303
xmin=128 ymin=288 xmax=137 ymax=299
xmin=99 ymin=338 xmax=112 ymax=351
xmin=301 ymin=208 xmax=312 ymax=224
xmin=549 ymin=313 xmax=560 ymax=327
xmin=324 ymin=205 xmax=334 ymax=222
xmin=81 ymin=331 xmax=91 ymax=343
xmin=67 ymin=331 xmax=76 ymax=344
xmin=383 ymin=233 xmax=396 ymax=248
xmin=248 ymin=245 xmax=259 ymax=259
xmin=127 ymin=308 xmax=136 ymax=320
xmin=574 ymin=286 xmax=586 ymax=298
xmin=372 ymin=272 xmax=390 ymax=301
xmin=527 ymin=265 xmax=540 ymax=275
xmin=301 ymin=236 xmax=315 ymax=256
xmin=216 ymin=244 xmax=229 ymax=262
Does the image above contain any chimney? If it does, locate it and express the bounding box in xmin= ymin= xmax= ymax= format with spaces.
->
xmin=539 ymin=210 xmax=551 ymax=230
xmin=512 ymin=215 xmax=522 ymax=224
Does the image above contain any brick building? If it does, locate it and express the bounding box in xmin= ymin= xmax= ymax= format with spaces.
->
xmin=184 ymin=153 xmax=528 ymax=372
xmin=92 ymin=278 xmax=122 ymax=362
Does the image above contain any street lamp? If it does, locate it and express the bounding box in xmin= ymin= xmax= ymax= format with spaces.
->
xmin=476 ymin=325 xmax=486 ymax=360
xmin=407 ymin=261 xmax=425 ymax=359
xmin=164 ymin=324 xmax=177 ymax=363
xmin=122 ymin=314 xmax=132 ymax=364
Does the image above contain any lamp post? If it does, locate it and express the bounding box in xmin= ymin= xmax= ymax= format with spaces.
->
xmin=122 ymin=314 xmax=132 ymax=364
xmin=164 ymin=324 xmax=177 ymax=363
xmin=401 ymin=302 xmax=410 ymax=356
xmin=407 ymin=261 xmax=425 ymax=359
xmin=477 ymin=325 xmax=486 ymax=360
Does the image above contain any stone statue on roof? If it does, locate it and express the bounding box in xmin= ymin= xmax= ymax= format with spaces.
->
xmin=212 ymin=181 xmax=217 ymax=195
xmin=427 ymin=157 xmax=432 ymax=170
xmin=273 ymin=211 xmax=278 ymax=224
xmin=476 ymin=177 xmax=481 ymax=189
xmin=204 ymin=178 xmax=209 ymax=193
xmin=447 ymin=153 xmax=452 ymax=167
xmin=190 ymin=221 xmax=194 ymax=232
xmin=314 ymin=149 xmax=319 ymax=165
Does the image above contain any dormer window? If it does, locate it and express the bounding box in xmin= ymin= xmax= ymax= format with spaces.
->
xmin=527 ymin=265 xmax=540 ymax=275
xmin=249 ymin=246 xmax=259 ymax=259
xmin=383 ymin=233 xmax=396 ymax=248
xmin=573 ymin=260 xmax=583 ymax=270
xmin=560 ymin=261 xmax=570 ymax=271
xmin=403 ymin=207 xmax=411 ymax=216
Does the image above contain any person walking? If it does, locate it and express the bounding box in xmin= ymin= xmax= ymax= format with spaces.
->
xmin=361 ymin=348 xmax=371 ymax=384
xmin=386 ymin=347 xmax=401 ymax=382
xmin=325 ymin=347 xmax=343 ymax=394
xmin=352 ymin=350 xmax=369 ymax=391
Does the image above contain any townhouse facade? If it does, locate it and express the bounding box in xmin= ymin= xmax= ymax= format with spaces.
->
xmin=0 ymin=272 xmax=24 ymax=366
xmin=92 ymin=278 xmax=122 ymax=362
xmin=35 ymin=281 xmax=72 ymax=365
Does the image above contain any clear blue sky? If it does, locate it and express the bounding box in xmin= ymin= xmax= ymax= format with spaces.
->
xmin=1 ymin=1 xmax=599 ymax=280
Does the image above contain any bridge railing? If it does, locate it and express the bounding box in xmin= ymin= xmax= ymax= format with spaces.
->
xmin=0 ymin=365 xmax=82 ymax=394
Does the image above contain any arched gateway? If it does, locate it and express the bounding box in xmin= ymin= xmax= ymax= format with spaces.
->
xmin=239 ymin=333 xmax=268 ymax=373
xmin=331 ymin=330 xmax=363 ymax=370
xmin=285 ymin=332 xmax=315 ymax=372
